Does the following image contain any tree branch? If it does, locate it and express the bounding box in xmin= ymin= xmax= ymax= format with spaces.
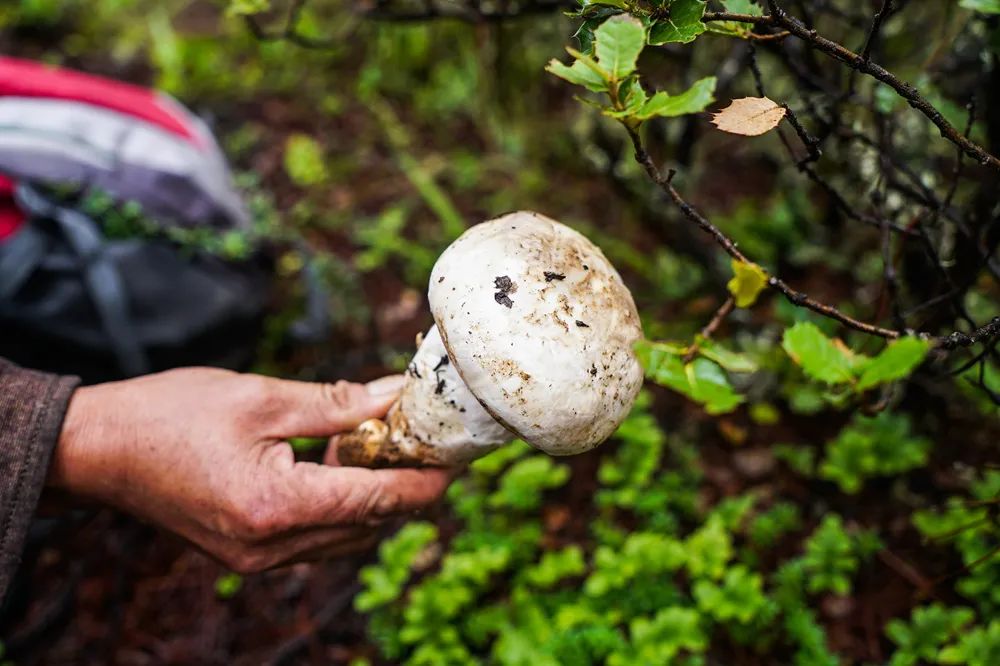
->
xmin=626 ymin=125 xmax=999 ymax=349
xmin=765 ymin=1 xmax=1000 ymax=169
xmin=704 ymin=5 xmax=1000 ymax=170
xmin=626 ymin=126 xmax=903 ymax=340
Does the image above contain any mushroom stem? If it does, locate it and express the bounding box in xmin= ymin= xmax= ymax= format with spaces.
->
xmin=336 ymin=326 xmax=511 ymax=467
xmin=335 ymin=409 xmax=413 ymax=468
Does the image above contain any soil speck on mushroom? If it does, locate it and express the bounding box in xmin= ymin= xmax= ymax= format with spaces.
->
xmin=494 ymin=275 xmax=516 ymax=308
xmin=544 ymin=271 xmax=566 ymax=282
xmin=576 ymin=320 xmax=589 ymax=328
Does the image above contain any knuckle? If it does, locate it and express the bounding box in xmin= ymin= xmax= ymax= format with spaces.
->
xmin=320 ymin=380 xmax=361 ymax=415
xmin=243 ymin=376 xmax=279 ymax=408
xmin=344 ymin=484 xmax=396 ymax=525
xmin=231 ymin=496 xmax=282 ymax=541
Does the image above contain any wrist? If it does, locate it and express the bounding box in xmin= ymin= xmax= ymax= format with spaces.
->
xmin=48 ymin=385 xmax=124 ymax=501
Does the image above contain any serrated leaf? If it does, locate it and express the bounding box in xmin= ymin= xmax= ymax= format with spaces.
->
xmin=782 ymin=322 xmax=855 ymax=385
xmin=632 ymin=76 xmax=717 ymax=120
xmin=856 ymin=337 xmax=930 ymax=391
xmin=711 ymin=97 xmax=787 ymax=137
xmin=572 ymin=7 xmax=625 ymax=54
xmin=594 ymin=14 xmax=646 ymax=80
xmin=727 ymin=259 xmax=769 ymax=308
xmin=546 ymin=57 xmax=609 ymax=93
xmin=648 ymin=0 xmax=707 ymax=45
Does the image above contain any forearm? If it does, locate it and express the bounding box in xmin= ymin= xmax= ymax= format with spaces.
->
xmin=0 ymin=358 xmax=79 ymax=601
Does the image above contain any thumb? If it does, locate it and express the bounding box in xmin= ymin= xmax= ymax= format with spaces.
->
xmin=266 ymin=374 xmax=405 ymax=439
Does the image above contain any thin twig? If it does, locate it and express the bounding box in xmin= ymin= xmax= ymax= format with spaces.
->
xmin=626 ymin=125 xmax=999 ymax=347
xmin=683 ymin=297 xmax=736 ymax=364
xmin=626 ymin=126 xmax=903 ymax=339
xmin=764 ymin=0 xmax=1000 ymax=169
xmin=859 ymin=0 xmax=893 ymax=62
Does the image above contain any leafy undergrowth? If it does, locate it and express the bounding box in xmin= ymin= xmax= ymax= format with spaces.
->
xmin=3 ymin=1 xmax=1000 ymax=665
xmin=353 ymin=390 xmax=1000 ymax=665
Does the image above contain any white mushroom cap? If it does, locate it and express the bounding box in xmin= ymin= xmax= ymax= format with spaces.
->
xmin=428 ymin=211 xmax=644 ymax=455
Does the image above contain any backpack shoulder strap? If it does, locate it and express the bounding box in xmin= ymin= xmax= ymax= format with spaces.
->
xmin=14 ymin=183 xmax=151 ymax=377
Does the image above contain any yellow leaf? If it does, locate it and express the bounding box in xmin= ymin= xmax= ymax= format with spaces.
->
xmin=711 ymin=97 xmax=787 ymax=136
xmin=727 ymin=259 xmax=769 ymax=308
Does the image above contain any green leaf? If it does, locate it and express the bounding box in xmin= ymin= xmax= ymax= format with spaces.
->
xmin=615 ymin=606 xmax=707 ymax=664
xmin=573 ymin=0 xmax=628 ymax=11
xmin=696 ymin=338 xmax=758 ymax=373
xmin=545 ymin=57 xmax=609 ymax=93
xmin=686 ymin=358 xmax=745 ymax=414
xmin=886 ymin=604 xmax=975 ymax=665
xmin=685 ymin=516 xmax=732 ymax=580
xmin=961 ymin=0 xmax=1000 ymax=14
xmin=624 ymin=78 xmax=649 ymax=106
xmin=594 ymin=14 xmax=646 ymax=80
xmin=632 ymin=76 xmax=717 ymax=120
xmin=782 ymin=322 xmax=855 ymax=385
xmin=727 ymin=259 xmax=769 ymax=308
xmin=523 ymin=546 xmax=586 ymax=588
xmin=571 ymin=5 xmax=627 ymax=54
xmin=648 ymin=0 xmax=707 ymax=45
xmin=938 ymin=620 xmax=1000 ymax=665
xmin=819 ymin=412 xmax=931 ymax=494
xmin=693 ymin=565 xmax=773 ymax=625
xmin=856 ymin=336 xmax=931 ymax=391
xmin=721 ymin=0 xmax=763 ymax=15
xmin=636 ymin=341 xmax=744 ymax=414
xmin=801 ymin=515 xmax=860 ymax=596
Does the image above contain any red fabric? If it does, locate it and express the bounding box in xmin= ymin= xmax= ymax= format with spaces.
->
xmin=0 ymin=174 xmax=23 ymax=241
xmin=0 ymin=56 xmax=200 ymax=145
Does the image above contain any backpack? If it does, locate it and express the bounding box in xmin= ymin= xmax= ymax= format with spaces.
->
xmin=0 ymin=57 xmax=321 ymax=383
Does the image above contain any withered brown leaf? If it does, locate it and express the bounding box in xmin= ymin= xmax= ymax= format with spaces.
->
xmin=711 ymin=97 xmax=787 ymax=137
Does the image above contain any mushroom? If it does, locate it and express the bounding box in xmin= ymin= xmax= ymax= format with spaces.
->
xmin=337 ymin=211 xmax=644 ymax=467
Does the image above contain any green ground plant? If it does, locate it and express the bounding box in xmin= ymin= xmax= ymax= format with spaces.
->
xmin=5 ymin=0 xmax=1000 ymax=663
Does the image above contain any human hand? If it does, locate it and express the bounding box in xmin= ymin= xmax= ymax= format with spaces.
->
xmin=47 ymin=368 xmax=453 ymax=572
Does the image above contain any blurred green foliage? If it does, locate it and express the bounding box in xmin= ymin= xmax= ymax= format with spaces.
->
xmin=355 ymin=398 xmax=904 ymax=665
xmin=5 ymin=0 xmax=1000 ymax=663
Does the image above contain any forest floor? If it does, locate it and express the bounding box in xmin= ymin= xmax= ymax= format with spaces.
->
xmin=3 ymin=7 xmax=1000 ymax=665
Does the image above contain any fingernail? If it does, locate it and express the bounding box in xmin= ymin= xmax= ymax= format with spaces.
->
xmin=365 ymin=374 xmax=406 ymax=398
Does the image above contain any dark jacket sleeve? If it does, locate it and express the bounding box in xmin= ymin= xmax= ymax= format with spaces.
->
xmin=0 ymin=358 xmax=79 ymax=601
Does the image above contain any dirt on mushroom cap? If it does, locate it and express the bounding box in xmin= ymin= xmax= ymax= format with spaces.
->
xmin=428 ymin=211 xmax=644 ymax=456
